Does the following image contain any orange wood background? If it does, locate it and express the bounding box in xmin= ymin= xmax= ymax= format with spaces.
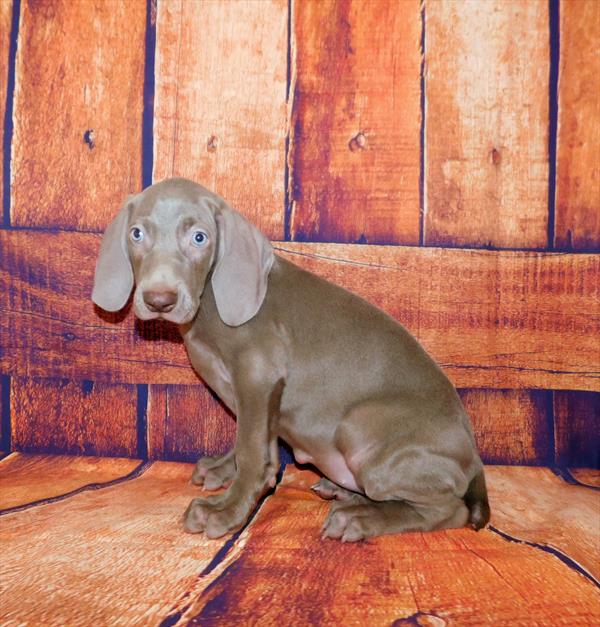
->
xmin=0 ymin=0 xmax=598 ymax=467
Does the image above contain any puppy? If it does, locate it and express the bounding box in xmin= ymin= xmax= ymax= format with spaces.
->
xmin=92 ymin=177 xmax=490 ymax=541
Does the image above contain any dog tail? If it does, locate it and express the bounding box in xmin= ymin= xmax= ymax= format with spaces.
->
xmin=463 ymin=469 xmax=491 ymax=530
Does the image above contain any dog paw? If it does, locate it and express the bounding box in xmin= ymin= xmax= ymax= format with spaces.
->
xmin=321 ymin=504 xmax=371 ymax=542
xmin=191 ymin=452 xmax=236 ymax=488
xmin=182 ymin=497 xmax=245 ymax=538
xmin=311 ymin=478 xmax=354 ymax=501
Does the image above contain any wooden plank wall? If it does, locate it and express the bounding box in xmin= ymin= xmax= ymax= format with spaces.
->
xmin=2 ymin=0 xmax=146 ymax=457
xmin=425 ymin=0 xmax=551 ymax=463
xmin=553 ymin=0 xmax=600 ymax=468
xmin=0 ymin=0 xmax=598 ymax=467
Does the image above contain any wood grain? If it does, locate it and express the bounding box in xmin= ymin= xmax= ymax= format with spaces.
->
xmin=0 ymin=0 xmax=13 ymax=213
xmin=275 ymin=243 xmax=600 ymax=391
xmin=173 ymin=466 xmax=600 ymax=625
xmin=424 ymin=1 xmax=553 ymax=458
xmin=425 ymin=0 xmax=549 ymax=248
xmin=1 ymin=461 xmax=598 ymax=624
xmin=554 ymin=0 xmax=600 ymax=251
xmin=552 ymin=0 xmax=600 ymax=469
xmin=0 ymin=452 xmax=140 ymax=510
xmin=148 ymin=384 xmax=236 ymax=462
xmin=11 ymin=377 xmax=138 ymax=458
xmin=10 ymin=0 xmax=146 ymax=230
xmin=1 ymin=231 xmax=599 ymax=391
xmin=570 ymin=469 xmax=600 ymax=488
xmin=153 ymin=0 xmax=287 ymax=240
xmin=289 ymin=0 xmax=421 ymax=245
xmin=0 ymin=375 xmax=6 ymax=451
xmin=0 ymin=461 xmax=230 ymax=626
xmin=553 ymin=391 xmax=599 ymax=468
xmin=485 ymin=465 xmax=600 ymax=580
xmin=459 ymin=389 xmax=551 ymax=465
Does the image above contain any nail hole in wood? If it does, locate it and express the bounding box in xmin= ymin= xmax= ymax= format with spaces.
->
xmin=207 ymin=135 xmax=218 ymax=153
xmin=349 ymin=132 xmax=367 ymax=152
xmin=83 ymin=129 xmax=95 ymax=150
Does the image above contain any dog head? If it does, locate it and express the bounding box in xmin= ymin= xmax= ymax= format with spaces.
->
xmin=92 ymin=178 xmax=273 ymax=326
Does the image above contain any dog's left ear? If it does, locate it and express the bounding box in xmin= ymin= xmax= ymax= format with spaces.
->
xmin=92 ymin=199 xmax=134 ymax=312
xmin=211 ymin=202 xmax=274 ymax=326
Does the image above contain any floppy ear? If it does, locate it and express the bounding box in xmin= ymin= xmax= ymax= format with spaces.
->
xmin=211 ymin=203 xmax=274 ymax=326
xmin=92 ymin=201 xmax=134 ymax=312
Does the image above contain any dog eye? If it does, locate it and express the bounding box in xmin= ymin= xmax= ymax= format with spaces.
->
xmin=192 ymin=230 xmax=207 ymax=246
xmin=130 ymin=227 xmax=144 ymax=242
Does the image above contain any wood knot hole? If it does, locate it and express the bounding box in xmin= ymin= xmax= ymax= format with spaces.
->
xmin=83 ymin=129 xmax=95 ymax=150
xmin=490 ymin=147 xmax=501 ymax=165
xmin=207 ymin=135 xmax=219 ymax=153
xmin=349 ymin=132 xmax=367 ymax=152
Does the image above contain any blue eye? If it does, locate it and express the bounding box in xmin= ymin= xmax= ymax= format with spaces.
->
xmin=130 ymin=227 xmax=144 ymax=242
xmin=192 ymin=230 xmax=207 ymax=246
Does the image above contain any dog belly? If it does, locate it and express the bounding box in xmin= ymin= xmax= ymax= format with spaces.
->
xmin=291 ymin=447 xmax=360 ymax=492
xmin=316 ymin=455 xmax=361 ymax=492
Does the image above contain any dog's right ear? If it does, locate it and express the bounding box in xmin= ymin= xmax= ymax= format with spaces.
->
xmin=92 ymin=200 xmax=134 ymax=312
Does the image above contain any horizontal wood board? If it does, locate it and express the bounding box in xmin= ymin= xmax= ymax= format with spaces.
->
xmin=485 ymin=465 xmax=600 ymax=580
xmin=1 ymin=231 xmax=598 ymax=390
xmin=176 ymin=466 xmax=600 ymax=625
xmin=1 ymin=460 xmax=599 ymax=625
xmin=0 ymin=452 xmax=140 ymax=510
xmin=0 ymin=461 xmax=230 ymax=625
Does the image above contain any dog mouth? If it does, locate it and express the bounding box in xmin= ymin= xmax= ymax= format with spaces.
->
xmin=133 ymin=290 xmax=198 ymax=325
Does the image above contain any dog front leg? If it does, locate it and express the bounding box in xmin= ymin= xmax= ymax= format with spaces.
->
xmin=183 ymin=379 xmax=280 ymax=538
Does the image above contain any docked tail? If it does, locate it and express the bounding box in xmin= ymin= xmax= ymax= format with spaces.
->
xmin=463 ymin=469 xmax=491 ymax=530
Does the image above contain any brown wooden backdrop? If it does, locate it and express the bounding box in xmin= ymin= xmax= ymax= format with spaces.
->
xmin=0 ymin=0 xmax=598 ymax=467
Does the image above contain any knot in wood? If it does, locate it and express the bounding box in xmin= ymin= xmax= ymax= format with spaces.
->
xmin=349 ymin=132 xmax=367 ymax=152
xmin=490 ymin=147 xmax=501 ymax=165
xmin=207 ymin=135 xmax=219 ymax=153
xmin=83 ymin=129 xmax=95 ymax=150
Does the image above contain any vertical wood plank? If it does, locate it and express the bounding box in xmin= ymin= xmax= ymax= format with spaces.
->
xmin=459 ymin=389 xmax=552 ymax=465
xmin=0 ymin=0 xmax=13 ymax=213
xmin=0 ymin=375 xmax=8 ymax=451
xmin=425 ymin=0 xmax=549 ymax=248
xmin=554 ymin=0 xmax=599 ymax=467
xmin=153 ymin=0 xmax=287 ymax=240
xmin=289 ymin=0 xmax=421 ymax=245
xmin=9 ymin=1 xmax=147 ymax=459
xmin=554 ymin=0 xmax=600 ymax=250
xmin=147 ymin=384 xmax=235 ymax=462
xmin=11 ymin=377 xmax=138 ymax=458
xmin=424 ymin=0 xmax=552 ymax=463
xmin=151 ymin=0 xmax=287 ymax=456
xmin=554 ymin=391 xmax=599 ymax=468
xmin=11 ymin=0 xmax=146 ymax=230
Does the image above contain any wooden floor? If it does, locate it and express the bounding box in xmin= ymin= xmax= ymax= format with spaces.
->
xmin=0 ymin=453 xmax=598 ymax=626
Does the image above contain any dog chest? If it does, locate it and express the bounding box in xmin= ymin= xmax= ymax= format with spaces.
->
xmin=183 ymin=335 xmax=237 ymax=414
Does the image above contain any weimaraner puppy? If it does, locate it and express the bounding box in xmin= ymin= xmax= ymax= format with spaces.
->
xmin=92 ymin=177 xmax=490 ymax=541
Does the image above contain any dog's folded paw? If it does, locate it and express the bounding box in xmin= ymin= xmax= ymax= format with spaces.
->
xmin=182 ymin=497 xmax=245 ymax=538
xmin=311 ymin=478 xmax=354 ymax=501
xmin=191 ymin=452 xmax=236 ymax=488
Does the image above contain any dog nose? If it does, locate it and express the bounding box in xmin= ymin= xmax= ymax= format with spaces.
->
xmin=143 ymin=290 xmax=178 ymax=313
